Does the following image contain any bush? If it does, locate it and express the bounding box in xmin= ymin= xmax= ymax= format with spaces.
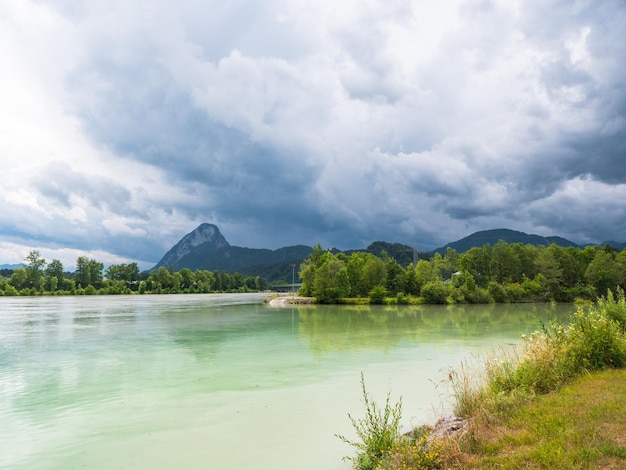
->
xmin=421 ymin=282 xmax=449 ymax=304
xmin=336 ymin=373 xmax=402 ymax=470
xmin=368 ymin=285 xmax=387 ymax=305
xmin=488 ymin=281 xmax=509 ymax=303
xmin=449 ymin=296 xmax=626 ymax=420
xmin=598 ymin=287 xmax=626 ymax=331
xmin=488 ymin=307 xmax=626 ymax=397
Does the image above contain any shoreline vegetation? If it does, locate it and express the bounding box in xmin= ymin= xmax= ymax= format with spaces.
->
xmin=3 ymin=239 xmax=626 ymax=303
xmin=339 ymin=289 xmax=626 ymax=469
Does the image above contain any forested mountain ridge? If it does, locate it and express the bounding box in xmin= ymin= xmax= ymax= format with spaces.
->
xmin=433 ymin=228 xmax=583 ymax=254
xmin=149 ymin=224 xmax=624 ymax=282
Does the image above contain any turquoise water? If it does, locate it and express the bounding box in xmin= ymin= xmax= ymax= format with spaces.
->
xmin=0 ymin=295 xmax=574 ymax=469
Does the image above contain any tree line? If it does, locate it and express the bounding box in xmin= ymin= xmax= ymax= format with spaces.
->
xmin=299 ymin=241 xmax=626 ymax=304
xmin=0 ymin=251 xmax=269 ymax=296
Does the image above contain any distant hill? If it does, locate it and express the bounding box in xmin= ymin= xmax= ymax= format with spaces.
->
xmin=345 ymin=241 xmax=427 ymax=266
xmin=175 ymin=244 xmax=313 ymax=275
xmin=434 ymin=228 xmax=582 ymax=254
xmin=150 ymin=224 xmax=625 ymax=282
xmin=602 ymin=241 xmax=626 ymax=251
xmin=150 ymin=224 xmax=312 ymax=281
xmin=0 ymin=263 xmax=24 ymax=270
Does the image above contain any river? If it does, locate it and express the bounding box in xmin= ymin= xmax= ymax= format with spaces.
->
xmin=0 ymin=294 xmax=574 ymax=469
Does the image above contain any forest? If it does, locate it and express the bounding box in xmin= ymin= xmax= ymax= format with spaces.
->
xmin=299 ymin=241 xmax=626 ymax=304
xmin=0 ymin=251 xmax=269 ymax=296
xmin=2 ymin=239 xmax=626 ymax=303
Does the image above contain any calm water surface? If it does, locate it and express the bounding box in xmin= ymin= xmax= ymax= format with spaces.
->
xmin=0 ymin=294 xmax=574 ymax=469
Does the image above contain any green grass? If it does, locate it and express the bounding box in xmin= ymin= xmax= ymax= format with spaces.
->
xmin=450 ymin=368 xmax=626 ymax=469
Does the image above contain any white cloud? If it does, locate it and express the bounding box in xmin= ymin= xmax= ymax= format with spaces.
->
xmin=1 ymin=0 xmax=625 ymax=265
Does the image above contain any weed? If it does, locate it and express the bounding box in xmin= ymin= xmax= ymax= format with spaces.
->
xmin=336 ymin=372 xmax=402 ymax=470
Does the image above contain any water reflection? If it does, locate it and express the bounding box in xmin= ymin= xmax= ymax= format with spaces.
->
xmin=297 ymin=303 xmax=573 ymax=358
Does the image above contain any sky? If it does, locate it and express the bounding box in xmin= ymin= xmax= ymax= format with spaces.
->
xmin=1 ymin=0 xmax=626 ymax=270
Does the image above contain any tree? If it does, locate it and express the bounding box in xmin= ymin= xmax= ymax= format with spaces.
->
xmin=384 ymin=257 xmax=404 ymax=296
xmin=363 ymin=255 xmax=387 ymax=295
xmin=414 ymin=259 xmax=439 ymax=291
xmin=459 ymin=244 xmax=492 ymax=287
xmin=45 ymin=259 xmax=64 ymax=291
xmin=403 ymin=264 xmax=419 ymax=296
xmin=490 ymin=241 xmax=520 ymax=284
xmin=299 ymin=244 xmax=326 ymax=297
xmin=312 ymin=254 xmax=350 ymax=303
xmin=585 ymin=250 xmax=620 ymax=296
xmin=346 ymin=252 xmax=367 ymax=297
xmin=179 ymin=268 xmax=195 ymax=291
xmin=535 ymin=246 xmax=563 ymax=293
xmin=24 ymin=250 xmax=46 ymax=290
xmin=75 ymin=257 xmax=104 ymax=288
xmin=10 ymin=268 xmax=27 ymax=290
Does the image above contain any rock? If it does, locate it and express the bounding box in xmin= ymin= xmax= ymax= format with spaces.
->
xmin=427 ymin=416 xmax=467 ymax=444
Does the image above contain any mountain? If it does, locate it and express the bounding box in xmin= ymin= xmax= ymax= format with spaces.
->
xmin=0 ymin=263 xmax=24 ymax=270
xmin=434 ymin=228 xmax=582 ymax=254
xmin=150 ymin=224 xmax=312 ymax=281
xmin=153 ymin=223 xmax=230 ymax=270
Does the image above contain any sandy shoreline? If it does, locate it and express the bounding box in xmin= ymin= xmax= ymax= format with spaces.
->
xmin=265 ymin=295 xmax=314 ymax=306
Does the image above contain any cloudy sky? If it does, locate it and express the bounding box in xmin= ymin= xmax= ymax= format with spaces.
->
xmin=1 ymin=0 xmax=625 ymax=269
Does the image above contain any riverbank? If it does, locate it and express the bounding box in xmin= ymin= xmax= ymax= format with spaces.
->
xmin=441 ymin=367 xmax=626 ymax=468
xmin=340 ymin=292 xmax=626 ymax=469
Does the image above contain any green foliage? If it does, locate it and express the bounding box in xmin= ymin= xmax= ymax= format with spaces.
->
xmin=75 ymin=257 xmax=104 ymax=288
xmin=336 ymin=372 xmax=403 ymax=470
xmin=598 ymin=287 xmax=626 ymax=331
xmin=313 ymin=253 xmax=350 ymax=303
xmin=379 ymin=433 xmax=443 ymax=470
xmin=420 ymin=282 xmax=449 ymax=304
xmin=450 ymin=294 xmax=626 ymax=422
xmin=368 ymin=285 xmax=387 ymax=305
xmin=24 ymin=250 xmax=46 ymax=290
xmin=488 ymin=281 xmax=509 ymax=303
xmin=4 ymin=241 xmax=626 ymax=301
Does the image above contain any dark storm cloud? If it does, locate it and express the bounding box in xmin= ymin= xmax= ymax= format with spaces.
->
xmin=2 ymin=0 xmax=626 ymax=267
xmin=33 ymin=162 xmax=132 ymax=213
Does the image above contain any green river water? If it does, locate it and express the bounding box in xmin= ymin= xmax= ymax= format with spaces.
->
xmin=0 ymin=294 xmax=574 ymax=469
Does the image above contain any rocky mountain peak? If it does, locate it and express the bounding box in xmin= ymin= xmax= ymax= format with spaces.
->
xmin=153 ymin=223 xmax=230 ymax=270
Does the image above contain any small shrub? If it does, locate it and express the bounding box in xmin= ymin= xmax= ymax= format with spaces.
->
xmin=336 ymin=372 xmax=402 ymax=470
xmin=421 ymin=282 xmax=449 ymax=304
xmin=368 ymin=285 xmax=388 ymax=305
xmin=598 ymin=287 xmax=626 ymax=331
xmin=488 ymin=282 xmax=509 ymax=303
xmin=565 ymin=307 xmax=626 ymax=370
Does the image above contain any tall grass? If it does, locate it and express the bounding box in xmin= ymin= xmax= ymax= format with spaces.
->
xmin=450 ymin=289 xmax=626 ymax=421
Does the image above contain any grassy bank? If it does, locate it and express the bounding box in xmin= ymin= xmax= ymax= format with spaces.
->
xmin=339 ymin=289 xmax=626 ymax=469
xmin=444 ymin=368 xmax=626 ymax=469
